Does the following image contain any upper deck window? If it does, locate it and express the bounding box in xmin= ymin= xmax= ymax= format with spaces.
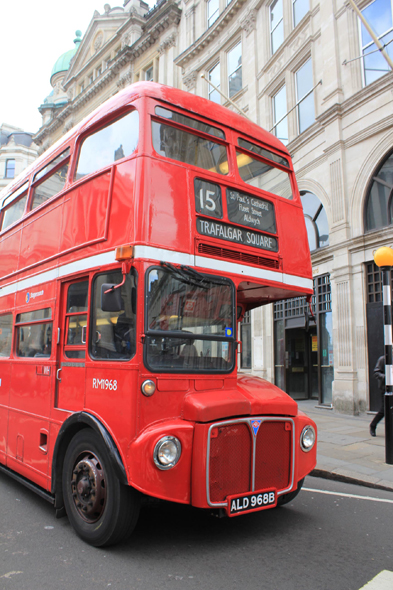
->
xmin=75 ymin=110 xmax=139 ymax=180
xmin=31 ymin=148 xmax=71 ymax=210
xmin=152 ymin=108 xmax=228 ymax=175
xmin=155 ymin=107 xmax=225 ymax=139
xmin=236 ymin=139 xmax=293 ymax=199
xmin=1 ymin=182 xmax=29 ymax=231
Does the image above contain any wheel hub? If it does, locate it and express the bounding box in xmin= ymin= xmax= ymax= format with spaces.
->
xmin=71 ymin=453 xmax=107 ymax=523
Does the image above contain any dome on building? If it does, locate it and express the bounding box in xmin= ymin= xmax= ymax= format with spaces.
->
xmin=50 ymin=31 xmax=82 ymax=83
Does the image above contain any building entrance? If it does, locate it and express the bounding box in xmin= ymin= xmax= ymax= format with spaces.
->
xmin=274 ymin=275 xmax=333 ymax=405
xmin=285 ymin=326 xmax=318 ymax=400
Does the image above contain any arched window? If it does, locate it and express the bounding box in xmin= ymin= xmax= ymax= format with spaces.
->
xmin=300 ymin=191 xmax=329 ymax=251
xmin=365 ymin=150 xmax=393 ymax=232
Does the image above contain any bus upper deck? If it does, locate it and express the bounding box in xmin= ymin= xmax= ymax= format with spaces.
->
xmin=0 ymin=82 xmax=312 ymax=309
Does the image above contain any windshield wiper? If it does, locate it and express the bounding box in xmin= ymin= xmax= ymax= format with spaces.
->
xmin=160 ymin=261 xmax=224 ymax=288
xmin=160 ymin=261 xmax=209 ymax=289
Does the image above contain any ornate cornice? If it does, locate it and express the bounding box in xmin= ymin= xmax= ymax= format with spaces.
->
xmin=158 ymin=32 xmax=177 ymax=55
xmin=240 ymin=8 xmax=257 ymax=36
xmin=182 ymin=70 xmax=198 ymax=91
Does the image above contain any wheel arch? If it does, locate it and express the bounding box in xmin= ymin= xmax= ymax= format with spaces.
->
xmin=51 ymin=412 xmax=128 ymax=513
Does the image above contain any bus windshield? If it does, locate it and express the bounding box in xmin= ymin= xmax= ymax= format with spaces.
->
xmin=145 ymin=266 xmax=235 ymax=373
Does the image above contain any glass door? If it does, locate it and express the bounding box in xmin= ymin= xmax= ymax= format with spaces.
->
xmin=285 ymin=328 xmax=308 ymax=400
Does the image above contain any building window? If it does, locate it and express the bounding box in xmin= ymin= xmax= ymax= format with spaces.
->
xmin=208 ymin=0 xmax=220 ymax=27
xmin=144 ymin=65 xmax=154 ymax=81
xmin=270 ymin=0 xmax=284 ymax=54
xmin=295 ymin=58 xmax=315 ymax=133
xmin=293 ymin=0 xmax=309 ymax=27
xmin=360 ymin=0 xmax=393 ymax=86
xmin=208 ymin=62 xmax=221 ymax=103
xmin=272 ymin=85 xmax=288 ymax=145
xmin=96 ymin=67 xmax=102 ymax=77
xmin=227 ymin=42 xmax=242 ymax=98
xmin=301 ymin=191 xmax=329 ymax=251
xmin=5 ymin=159 xmax=15 ymax=179
xmin=364 ymin=149 xmax=393 ymax=231
xmin=240 ymin=311 xmax=251 ymax=369
xmin=89 ymin=74 xmax=94 ymax=85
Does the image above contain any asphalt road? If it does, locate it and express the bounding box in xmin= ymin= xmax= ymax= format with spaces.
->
xmin=0 ymin=473 xmax=392 ymax=590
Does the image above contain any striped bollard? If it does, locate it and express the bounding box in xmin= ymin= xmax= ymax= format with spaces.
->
xmin=374 ymin=247 xmax=393 ymax=464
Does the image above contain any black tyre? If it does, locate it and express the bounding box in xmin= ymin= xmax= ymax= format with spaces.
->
xmin=277 ymin=478 xmax=304 ymax=506
xmin=62 ymin=429 xmax=140 ymax=547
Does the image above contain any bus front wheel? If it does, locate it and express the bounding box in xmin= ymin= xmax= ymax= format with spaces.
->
xmin=62 ymin=429 xmax=140 ymax=547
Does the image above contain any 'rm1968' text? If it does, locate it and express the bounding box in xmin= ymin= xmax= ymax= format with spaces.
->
xmin=92 ymin=378 xmax=118 ymax=390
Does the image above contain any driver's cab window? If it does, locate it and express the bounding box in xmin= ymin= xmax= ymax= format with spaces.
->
xmin=90 ymin=269 xmax=137 ymax=360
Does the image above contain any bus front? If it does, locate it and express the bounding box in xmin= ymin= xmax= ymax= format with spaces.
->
xmin=127 ymin=87 xmax=317 ymax=518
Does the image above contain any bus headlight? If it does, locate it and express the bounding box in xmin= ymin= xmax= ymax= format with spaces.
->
xmin=300 ymin=425 xmax=316 ymax=452
xmin=153 ymin=436 xmax=182 ymax=470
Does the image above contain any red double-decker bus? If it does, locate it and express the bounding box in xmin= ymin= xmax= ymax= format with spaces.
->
xmin=0 ymin=82 xmax=316 ymax=546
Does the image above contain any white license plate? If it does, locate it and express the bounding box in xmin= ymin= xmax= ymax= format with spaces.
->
xmin=227 ymin=489 xmax=277 ymax=516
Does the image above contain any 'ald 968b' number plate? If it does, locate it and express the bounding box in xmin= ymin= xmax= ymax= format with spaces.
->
xmin=227 ymin=489 xmax=277 ymax=517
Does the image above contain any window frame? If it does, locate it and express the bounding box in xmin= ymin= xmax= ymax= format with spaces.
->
xmin=227 ymin=41 xmax=243 ymax=99
xmin=15 ymin=308 xmax=53 ymax=359
xmin=30 ymin=148 xmax=71 ymax=212
xmin=295 ymin=57 xmax=316 ymax=134
xmin=73 ymin=108 xmax=139 ymax=182
xmin=358 ymin=0 xmax=393 ymax=87
xmin=143 ymin=265 xmax=237 ymax=374
xmin=270 ymin=0 xmax=284 ymax=55
xmin=5 ymin=159 xmax=15 ymax=179
xmin=0 ymin=181 xmax=29 ymax=232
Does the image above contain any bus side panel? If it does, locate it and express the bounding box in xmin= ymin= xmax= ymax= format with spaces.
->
xmin=109 ymin=160 xmax=137 ymax=244
xmin=0 ymin=226 xmax=21 ymax=278
xmin=7 ymin=359 xmax=53 ymax=484
xmin=19 ymin=198 xmax=64 ymax=269
xmin=276 ymin=200 xmax=312 ymax=278
xmin=0 ymin=360 xmax=11 ymax=465
xmin=140 ymin=160 xmax=192 ymax=252
xmin=84 ymin=364 xmax=139 ymax=463
xmin=59 ymin=171 xmax=112 ymax=253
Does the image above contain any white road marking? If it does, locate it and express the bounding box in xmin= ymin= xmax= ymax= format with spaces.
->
xmin=303 ymin=487 xmax=393 ymax=504
xmin=359 ymin=570 xmax=393 ymax=589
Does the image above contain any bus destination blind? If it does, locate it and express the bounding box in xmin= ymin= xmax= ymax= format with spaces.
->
xmin=195 ymin=179 xmax=278 ymax=252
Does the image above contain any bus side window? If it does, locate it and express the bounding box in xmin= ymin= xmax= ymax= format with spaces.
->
xmin=75 ymin=110 xmax=139 ymax=180
xmin=90 ymin=269 xmax=137 ymax=361
xmin=31 ymin=148 xmax=71 ymax=210
xmin=0 ymin=314 xmax=13 ymax=357
xmin=15 ymin=309 xmax=52 ymax=358
xmin=0 ymin=182 xmax=29 ymax=231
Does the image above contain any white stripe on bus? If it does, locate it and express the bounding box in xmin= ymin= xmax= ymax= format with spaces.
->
xmin=0 ymin=246 xmax=313 ymax=298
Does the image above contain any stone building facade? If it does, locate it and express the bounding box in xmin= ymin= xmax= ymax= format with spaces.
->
xmin=32 ymin=0 xmax=393 ymax=414
xmin=0 ymin=125 xmax=38 ymax=192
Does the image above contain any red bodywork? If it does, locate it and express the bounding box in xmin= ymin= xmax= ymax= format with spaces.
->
xmin=0 ymin=83 xmax=316 ymax=515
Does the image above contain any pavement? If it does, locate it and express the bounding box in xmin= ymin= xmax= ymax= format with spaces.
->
xmin=297 ymin=399 xmax=393 ymax=492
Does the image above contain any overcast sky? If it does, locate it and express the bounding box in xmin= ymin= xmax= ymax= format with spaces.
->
xmin=1 ymin=1 xmax=147 ymax=134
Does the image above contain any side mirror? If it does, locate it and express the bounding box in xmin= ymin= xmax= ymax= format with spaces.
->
xmin=101 ymin=284 xmax=124 ymax=312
